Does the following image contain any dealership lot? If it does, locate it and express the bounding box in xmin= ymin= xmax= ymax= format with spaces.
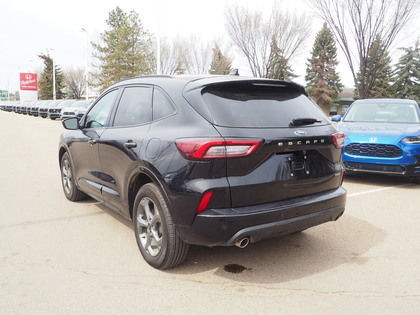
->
xmin=0 ymin=111 xmax=419 ymax=315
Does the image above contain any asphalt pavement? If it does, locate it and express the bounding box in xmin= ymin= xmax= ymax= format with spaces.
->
xmin=1 ymin=111 xmax=419 ymax=315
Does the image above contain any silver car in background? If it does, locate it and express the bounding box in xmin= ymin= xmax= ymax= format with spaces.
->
xmin=60 ymin=100 xmax=92 ymax=119
xmin=39 ymin=100 xmax=59 ymax=118
xmin=48 ymin=99 xmax=77 ymax=120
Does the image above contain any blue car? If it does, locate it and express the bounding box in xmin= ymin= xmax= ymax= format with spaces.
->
xmin=333 ymin=99 xmax=420 ymax=182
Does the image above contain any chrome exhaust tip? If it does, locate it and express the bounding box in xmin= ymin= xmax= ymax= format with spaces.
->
xmin=235 ymin=237 xmax=250 ymax=248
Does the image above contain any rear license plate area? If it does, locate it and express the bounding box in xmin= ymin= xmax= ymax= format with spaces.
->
xmin=289 ymin=152 xmax=309 ymax=177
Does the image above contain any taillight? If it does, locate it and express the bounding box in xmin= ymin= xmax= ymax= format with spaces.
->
xmin=196 ymin=191 xmax=213 ymax=213
xmin=175 ymin=138 xmax=262 ymax=159
xmin=332 ymin=132 xmax=346 ymax=149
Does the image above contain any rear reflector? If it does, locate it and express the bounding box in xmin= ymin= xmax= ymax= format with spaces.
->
xmin=176 ymin=138 xmax=262 ymax=159
xmin=196 ymin=191 xmax=213 ymax=213
xmin=332 ymin=132 xmax=346 ymax=149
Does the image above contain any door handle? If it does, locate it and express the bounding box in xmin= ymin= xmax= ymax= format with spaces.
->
xmin=88 ymin=139 xmax=97 ymax=145
xmin=124 ymin=140 xmax=137 ymax=149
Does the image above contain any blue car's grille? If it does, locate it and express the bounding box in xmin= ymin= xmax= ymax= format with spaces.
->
xmin=345 ymin=143 xmax=403 ymax=158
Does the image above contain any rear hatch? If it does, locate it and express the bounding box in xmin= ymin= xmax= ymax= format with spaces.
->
xmin=184 ymin=79 xmax=343 ymax=208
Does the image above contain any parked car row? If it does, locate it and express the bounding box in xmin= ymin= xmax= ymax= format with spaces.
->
xmin=0 ymin=99 xmax=92 ymax=120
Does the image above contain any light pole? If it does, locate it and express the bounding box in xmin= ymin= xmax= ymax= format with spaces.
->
xmin=7 ymin=78 xmax=11 ymax=101
xmin=49 ymin=48 xmax=56 ymax=100
xmin=28 ymin=60 xmax=38 ymax=100
xmin=81 ymin=28 xmax=89 ymax=100
xmin=6 ymin=72 xmax=12 ymax=101
xmin=156 ymin=0 xmax=162 ymax=75
xmin=156 ymin=32 xmax=161 ymax=75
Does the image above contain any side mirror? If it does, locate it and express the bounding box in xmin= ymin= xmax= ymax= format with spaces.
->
xmin=62 ymin=117 xmax=80 ymax=130
xmin=331 ymin=115 xmax=341 ymax=122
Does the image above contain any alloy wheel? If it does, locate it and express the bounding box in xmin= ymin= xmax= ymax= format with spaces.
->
xmin=136 ymin=197 xmax=163 ymax=257
xmin=62 ymin=158 xmax=73 ymax=195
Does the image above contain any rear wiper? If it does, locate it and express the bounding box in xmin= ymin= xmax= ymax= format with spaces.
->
xmin=290 ymin=118 xmax=322 ymax=127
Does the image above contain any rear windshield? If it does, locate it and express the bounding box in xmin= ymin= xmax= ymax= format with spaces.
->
xmin=201 ymin=84 xmax=329 ymax=128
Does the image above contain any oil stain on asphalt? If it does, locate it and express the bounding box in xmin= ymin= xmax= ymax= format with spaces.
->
xmin=223 ymin=264 xmax=251 ymax=274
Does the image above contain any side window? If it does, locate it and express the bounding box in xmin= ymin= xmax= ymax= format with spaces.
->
xmin=85 ymin=89 xmax=119 ymax=128
xmin=113 ymin=87 xmax=152 ymax=127
xmin=153 ymin=88 xmax=175 ymax=120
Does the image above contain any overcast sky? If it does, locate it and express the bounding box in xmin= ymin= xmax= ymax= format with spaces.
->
xmin=1 ymin=0 xmax=419 ymax=92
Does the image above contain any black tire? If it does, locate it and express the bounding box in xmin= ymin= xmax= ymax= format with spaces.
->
xmin=60 ymin=152 xmax=87 ymax=201
xmin=51 ymin=117 xmax=56 ymax=120
xmin=133 ymin=183 xmax=189 ymax=269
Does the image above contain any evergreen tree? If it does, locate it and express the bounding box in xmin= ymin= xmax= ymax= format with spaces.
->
xmin=392 ymin=41 xmax=420 ymax=102
xmin=92 ymin=7 xmax=155 ymax=91
xmin=209 ymin=44 xmax=232 ymax=75
xmin=355 ymin=37 xmax=393 ymax=99
xmin=38 ymin=54 xmax=65 ymax=100
xmin=305 ymin=23 xmax=342 ymax=114
xmin=267 ymin=38 xmax=296 ymax=80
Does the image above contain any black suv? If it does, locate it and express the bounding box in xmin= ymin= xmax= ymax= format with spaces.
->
xmin=59 ymin=75 xmax=347 ymax=269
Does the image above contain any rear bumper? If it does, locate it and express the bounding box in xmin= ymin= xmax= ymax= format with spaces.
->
xmin=177 ymin=187 xmax=346 ymax=247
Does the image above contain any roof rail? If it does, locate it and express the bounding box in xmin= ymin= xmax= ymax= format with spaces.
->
xmin=132 ymin=75 xmax=173 ymax=79
xmin=107 ymin=74 xmax=174 ymax=89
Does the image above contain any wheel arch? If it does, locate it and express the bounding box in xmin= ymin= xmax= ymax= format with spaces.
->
xmin=127 ymin=167 xmax=170 ymax=221
xmin=58 ymin=145 xmax=68 ymax=166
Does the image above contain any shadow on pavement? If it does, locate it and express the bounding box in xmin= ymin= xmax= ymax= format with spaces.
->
xmin=95 ymin=203 xmax=133 ymax=229
xmin=169 ymin=215 xmax=386 ymax=284
xmin=91 ymin=190 xmax=388 ymax=284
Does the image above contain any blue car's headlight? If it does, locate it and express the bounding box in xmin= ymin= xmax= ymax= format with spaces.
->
xmin=402 ymin=136 xmax=420 ymax=144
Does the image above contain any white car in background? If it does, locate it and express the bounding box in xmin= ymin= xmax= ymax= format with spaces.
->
xmin=60 ymin=100 xmax=93 ymax=119
xmin=48 ymin=99 xmax=77 ymax=120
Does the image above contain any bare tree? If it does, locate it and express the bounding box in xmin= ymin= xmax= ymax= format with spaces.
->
xmin=160 ymin=38 xmax=187 ymax=75
xmin=310 ymin=0 xmax=418 ymax=97
xmin=159 ymin=36 xmax=212 ymax=75
xmin=182 ymin=35 xmax=212 ymax=74
xmin=64 ymin=68 xmax=85 ymax=99
xmin=225 ymin=3 xmax=310 ymax=78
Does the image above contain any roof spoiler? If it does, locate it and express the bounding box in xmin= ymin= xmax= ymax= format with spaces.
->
xmin=184 ymin=78 xmax=307 ymax=96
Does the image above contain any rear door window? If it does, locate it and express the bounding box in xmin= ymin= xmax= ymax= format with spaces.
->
xmin=200 ymin=83 xmax=329 ymax=128
xmin=153 ymin=88 xmax=175 ymax=120
xmin=113 ymin=86 xmax=152 ymax=127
